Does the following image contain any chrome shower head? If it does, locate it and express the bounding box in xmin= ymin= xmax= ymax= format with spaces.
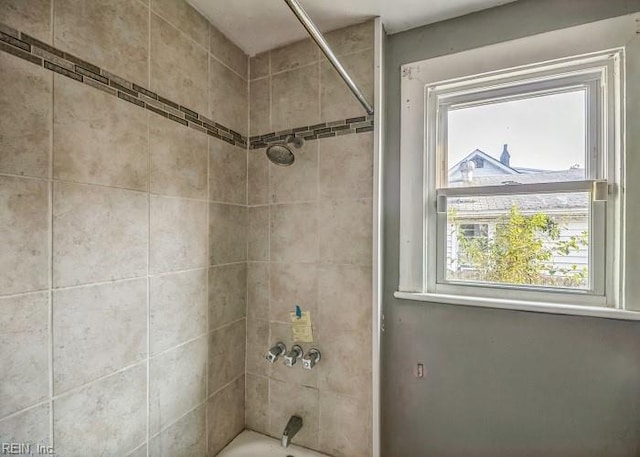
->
xmin=266 ymin=135 xmax=303 ymax=166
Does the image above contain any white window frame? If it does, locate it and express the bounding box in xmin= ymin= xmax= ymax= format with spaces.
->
xmin=427 ymin=56 xmax=612 ymax=306
xmin=396 ymin=13 xmax=640 ymax=320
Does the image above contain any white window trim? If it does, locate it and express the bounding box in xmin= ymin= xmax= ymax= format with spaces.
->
xmin=429 ymin=58 xmax=613 ymax=306
xmin=397 ymin=13 xmax=640 ymax=320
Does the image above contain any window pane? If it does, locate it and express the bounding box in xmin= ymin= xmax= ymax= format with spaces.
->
xmin=446 ymin=90 xmax=586 ymax=187
xmin=445 ymin=192 xmax=590 ymax=290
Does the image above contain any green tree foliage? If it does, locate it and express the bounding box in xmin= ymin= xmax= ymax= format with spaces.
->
xmin=451 ymin=206 xmax=588 ymax=287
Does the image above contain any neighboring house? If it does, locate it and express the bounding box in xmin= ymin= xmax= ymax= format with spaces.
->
xmin=446 ymin=145 xmax=589 ymax=284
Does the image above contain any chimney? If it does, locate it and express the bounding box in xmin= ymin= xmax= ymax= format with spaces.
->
xmin=500 ymin=144 xmax=511 ymax=167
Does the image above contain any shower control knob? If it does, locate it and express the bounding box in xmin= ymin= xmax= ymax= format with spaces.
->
xmin=284 ymin=345 xmax=303 ymax=367
xmin=302 ymin=348 xmax=321 ymax=370
xmin=266 ymin=342 xmax=287 ymax=363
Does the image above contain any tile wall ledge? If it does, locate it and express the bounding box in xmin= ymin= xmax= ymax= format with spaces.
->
xmin=0 ymin=21 xmax=375 ymax=152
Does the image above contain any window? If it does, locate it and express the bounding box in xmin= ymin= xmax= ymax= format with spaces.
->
xmin=425 ymin=52 xmax=619 ymax=306
xmin=395 ymin=11 xmax=640 ymax=318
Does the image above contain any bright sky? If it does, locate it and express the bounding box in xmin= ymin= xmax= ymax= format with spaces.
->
xmin=447 ymin=90 xmax=586 ymax=171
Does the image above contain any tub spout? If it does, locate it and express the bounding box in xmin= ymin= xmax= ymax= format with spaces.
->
xmin=281 ymin=415 xmax=303 ymax=448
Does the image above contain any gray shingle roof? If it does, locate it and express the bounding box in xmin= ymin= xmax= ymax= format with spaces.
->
xmin=448 ymin=168 xmax=588 ymax=214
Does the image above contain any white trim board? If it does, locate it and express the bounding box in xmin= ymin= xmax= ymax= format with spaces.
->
xmin=372 ymin=17 xmax=385 ymax=457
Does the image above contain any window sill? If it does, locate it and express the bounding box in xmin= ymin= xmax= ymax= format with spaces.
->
xmin=393 ymin=291 xmax=640 ymax=321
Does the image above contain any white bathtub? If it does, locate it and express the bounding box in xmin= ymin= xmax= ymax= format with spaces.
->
xmin=217 ymin=430 xmax=331 ymax=457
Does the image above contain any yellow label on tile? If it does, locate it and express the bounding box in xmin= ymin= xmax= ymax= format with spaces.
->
xmin=290 ymin=311 xmax=314 ymax=343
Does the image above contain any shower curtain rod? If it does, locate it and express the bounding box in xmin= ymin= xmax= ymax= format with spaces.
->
xmin=283 ymin=0 xmax=375 ymax=116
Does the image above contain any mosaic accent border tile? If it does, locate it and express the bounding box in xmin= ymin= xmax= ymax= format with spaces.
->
xmin=249 ymin=115 xmax=375 ymax=149
xmin=0 ymin=22 xmax=374 ymax=151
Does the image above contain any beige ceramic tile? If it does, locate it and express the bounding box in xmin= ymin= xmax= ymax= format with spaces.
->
xmin=53 ymin=182 xmax=148 ymax=287
xmin=54 ymin=0 xmax=149 ymax=85
xmin=54 ymin=364 xmax=147 ymax=457
xmin=250 ymin=52 xmax=269 ymax=80
xmin=270 ymin=39 xmax=318 ymax=74
xmin=209 ymin=141 xmax=247 ymax=205
xmin=268 ymin=379 xmax=319 ymax=449
xmin=269 ymin=322 xmax=318 ymax=388
xmin=316 ymin=264 xmax=371 ymax=400
xmin=208 ymin=319 xmax=246 ymax=394
xmin=54 ymin=76 xmax=148 ymax=191
xmin=319 ymin=391 xmax=372 ymax=457
xmin=270 ymin=262 xmax=317 ymax=323
xmin=270 ymin=140 xmax=318 ymax=203
xmin=0 ymin=292 xmax=49 ymax=418
xmin=149 ymin=336 xmax=207 ymax=433
xmin=0 ymin=0 xmax=51 ymax=43
xmin=245 ymin=318 xmax=269 ymax=376
xmin=0 ymin=53 xmax=51 ymax=178
xmin=247 ymin=262 xmax=269 ymax=320
xmin=319 ymin=132 xmax=373 ymax=199
xmin=150 ymin=115 xmax=208 ymax=199
xmin=245 ymin=374 xmax=268 ymax=433
xmin=0 ymin=177 xmax=49 ymax=295
xmin=318 ymin=264 xmax=372 ymax=335
xmin=319 ymin=199 xmax=373 ymax=265
xmin=53 ymin=279 xmax=147 ymax=394
xmin=250 ymin=77 xmax=270 ymax=136
xmin=150 ymin=269 xmax=208 ymax=355
xmin=210 ymin=57 xmax=248 ymax=135
xmin=207 ymin=375 xmax=245 ymax=456
xmin=270 ymin=202 xmax=318 ymax=263
xmin=248 ymin=206 xmax=269 ymax=261
xmin=151 ymin=0 xmax=209 ymax=48
xmin=209 ymin=263 xmax=247 ymax=330
xmin=209 ymin=203 xmax=247 ymax=265
xmin=324 ymin=20 xmax=374 ymax=57
xmin=0 ymin=403 xmax=50 ymax=447
xmin=248 ymin=149 xmax=269 ymax=205
xmin=271 ymin=64 xmax=319 ymax=131
xmin=150 ymin=14 xmax=209 ymax=114
xmin=210 ymin=24 xmax=248 ymax=78
xmin=318 ymin=326 xmax=371 ymax=401
xmin=149 ymin=405 xmax=206 ymax=457
xmin=321 ymin=49 xmax=374 ymax=122
xmin=150 ymin=196 xmax=208 ymax=274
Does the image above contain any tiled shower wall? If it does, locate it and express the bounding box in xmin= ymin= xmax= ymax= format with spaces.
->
xmin=0 ymin=0 xmax=249 ymax=456
xmin=245 ymin=21 xmax=375 ymax=457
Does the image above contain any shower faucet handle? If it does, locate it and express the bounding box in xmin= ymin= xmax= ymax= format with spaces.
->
xmin=284 ymin=345 xmax=303 ymax=367
xmin=266 ymin=342 xmax=287 ymax=363
xmin=302 ymin=348 xmax=321 ymax=370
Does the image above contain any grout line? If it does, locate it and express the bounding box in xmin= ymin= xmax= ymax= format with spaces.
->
xmin=47 ymin=275 xmax=147 ymax=294
xmin=145 ymin=70 xmax=151 ymax=457
xmin=209 ymin=315 xmax=246 ymax=334
xmin=207 ymin=371 xmax=245 ymax=400
xmin=47 ymin=5 xmax=55 ymax=441
xmin=208 ymin=260 xmax=248 ymax=269
xmin=149 ymin=332 xmax=209 ymax=362
xmin=0 ymin=399 xmax=51 ymax=424
xmin=205 ymin=134 xmax=211 ymax=453
xmin=148 ymin=398 xmax=207 ymax=441
xmin=126 ymin=441 xmax=147 ymax=457
xmin=51 ymin=359 xmax=147 ymax=401
xmin=0 ymin=257 xmax=372 ymax=301
xmin=0 ymin=171 xmax=253 ymax=207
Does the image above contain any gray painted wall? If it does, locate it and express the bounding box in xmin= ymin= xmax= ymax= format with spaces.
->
xmin=382 ymin=1 xmax=640 ymax=456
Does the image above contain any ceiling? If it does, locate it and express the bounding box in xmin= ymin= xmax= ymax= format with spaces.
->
xmin=188 ymin=0 xmax=517 ymax=56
